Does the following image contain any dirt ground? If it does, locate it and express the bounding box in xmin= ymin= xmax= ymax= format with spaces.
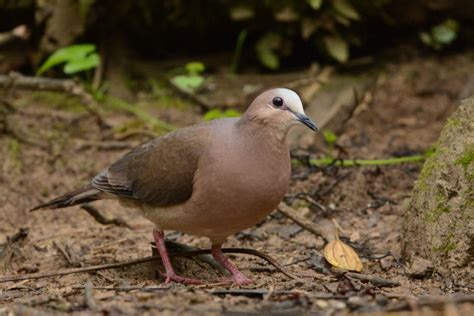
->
xmin=0 ymin=51 xmax=473 ymax=315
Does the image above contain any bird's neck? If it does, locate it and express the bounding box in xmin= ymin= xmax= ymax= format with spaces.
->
xmin=236 ymin=115 xmax=290 ymax=151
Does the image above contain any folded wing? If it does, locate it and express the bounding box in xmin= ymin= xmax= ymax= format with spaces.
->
xmin=92 ymin=124 xmax=209 ymax=206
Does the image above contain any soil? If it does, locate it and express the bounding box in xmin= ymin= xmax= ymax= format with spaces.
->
xmin=0 ymin=51 xmax=473 ymax=315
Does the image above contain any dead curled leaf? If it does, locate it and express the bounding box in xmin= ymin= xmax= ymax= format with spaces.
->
xmin=323 ymin=239 xmax=363 ymax=272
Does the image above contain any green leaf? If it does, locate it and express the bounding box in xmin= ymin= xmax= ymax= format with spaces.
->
xmin=324 ymin=36 xmax=349 ymax=63
xmin=306 ymin=0 xmax=323 ymax=10
xmin=332 ymin=0 xmax=360 ymax=20
xmin=37 ymin=44 xmax=96 ymax=75
xmin=203 ymin=109 xmax=241 ymax=121
xmin=63 ymin=53 xmax=100 ymax=74
xmin=322 ymin=129 xmax=338 ymax=145
xmin=170 ymin=75 xmax=204 ymax=93
xmin=432 ymin=19 xmax=459 ymax=44
xmin=185 ymin=62 xmax=205 ymax=75
xmin=255 ymin=33 xmax=282 ymax=70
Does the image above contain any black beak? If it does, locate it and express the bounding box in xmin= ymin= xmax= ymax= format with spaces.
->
xmin=294 ymin=112 xmax=319 ymax=132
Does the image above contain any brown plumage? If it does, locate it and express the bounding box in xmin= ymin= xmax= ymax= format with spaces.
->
xmin=31 ymin=88 xmax=318 ymax=285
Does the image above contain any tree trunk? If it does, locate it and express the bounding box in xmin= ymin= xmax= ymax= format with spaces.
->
xmin=402 ymin=97 xmax=473 ymax=283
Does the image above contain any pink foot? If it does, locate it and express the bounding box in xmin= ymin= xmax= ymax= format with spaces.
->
xmin=211 ymin=244 xmax=253 ymax=286
xmin=153 ymin=229 xmax=202 ymax=285
xmin=159 ymin=271 xmax=202 ymax=285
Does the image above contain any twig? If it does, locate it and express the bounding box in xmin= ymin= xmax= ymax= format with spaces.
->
xmin=277 ymin=203 xmax=337 ymax=242
xmin=211 ymin=289 xmax=349 ymax=299
xmin=166 ymin=247 xmax=297 ymax=280
xmin=345 ymin=272 xmax=400 ymax=288
xmin=307 ymin=155 xmax=426 ymax=167
xmin=80 ymin=204 xmax=131 ymax=228
xmin=72 ymin=285 xmax=170 ymax=292
xmin=0 ymin=25 xmax=29 ymax=46
xmin=105 ymin=96 xmax=175 ymax=132
xmin=162 ymin=240 xmax=225 ymax=274
xmin=318 ymin=173 xmax=350 ymax=196
xmin=53 ymin=241 xmax=83 ymax=267
xmin=0 ymin=247 xmax=294 ymax=283
xmin=6 ymin=228 xmax=29 ymax=244
xmin=92 ymin=45 xmax=104 ymax=91
xmin=53 ymin=241 xmax=74 ymax=266
xmin=168 ymin=82 xmax=213 ymax=110
xmin=0 ymin=73 xmax=108 ymax=129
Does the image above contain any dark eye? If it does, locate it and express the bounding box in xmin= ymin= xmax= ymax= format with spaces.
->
xmin=272 ymin=97 xmax=283 ymax=107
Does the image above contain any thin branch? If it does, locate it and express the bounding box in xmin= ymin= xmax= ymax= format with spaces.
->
xmin=307 ymin=155 xmax=426 ymax=167
xmin=0 ymin=247 xmax=294 ymax=283
xmin=0 ymin=25 xmax=29 ymax=46
xmin=345 ymin=272 xmax=400 ymax=287
xmin=277 ymin=203 xmax=337 ymax=242
xmin=211 ymin=289 xmax=349 ymax=299
xmin=80 ymin=204 xmax=131 ymax=228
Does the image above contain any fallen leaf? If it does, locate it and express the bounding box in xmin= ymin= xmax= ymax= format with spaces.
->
xmin=323 ymin=239 xmax=363 ymax=272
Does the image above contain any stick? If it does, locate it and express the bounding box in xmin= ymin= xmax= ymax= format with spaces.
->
xmin=0 ymin=25 xmax=29 ymax=46
xmin=345 ymin=272 xmax=400 ymax=287
xmin=211 ymin=289 xmax=349 ymax=299
xmin=168 ymin=248 xmax=297 ymax=280
xmin=72 ymin=285 xmax=170 ymax=292
xmin=162 ymin=240 xmax=226 ymax=274
xmin=277 ymin=203 xmax=337 ymax=242
xmin=0 ymin=248 xmax=294 ymax=283
xmin=80 ymin=204 xmax=131 ymax=228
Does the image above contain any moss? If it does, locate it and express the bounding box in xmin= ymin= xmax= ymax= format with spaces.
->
xmin=455 ymin=144 xmax=474 ymax=183
xmin=433 ymin=242 xmax=456 ymax=254
xmin=445 ymin=117 xmax=461 ymax=128
xmin=415 ymin=150 xmax=440 ymax=192
xmin=456 ymin=144 xmax=474 ymax=168
xmin=433 ymin=231 xmax=456 ymax=254
xmin=424 ymin=193 xmax=450 ymax=222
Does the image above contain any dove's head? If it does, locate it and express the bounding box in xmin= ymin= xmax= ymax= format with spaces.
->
xmin=244 ymin=88 xmax=318 ymax=133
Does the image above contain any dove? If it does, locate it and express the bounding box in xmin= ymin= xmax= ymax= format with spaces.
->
xmin=31 ymin=88 xmax=318 ymax=285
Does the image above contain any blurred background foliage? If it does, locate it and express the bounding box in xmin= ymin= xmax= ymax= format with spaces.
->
xmin=1 ymin=0 xmax=473 ymax=74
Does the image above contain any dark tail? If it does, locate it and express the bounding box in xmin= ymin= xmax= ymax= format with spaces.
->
xmin=30 ymin=184 xmax=102 ymax=212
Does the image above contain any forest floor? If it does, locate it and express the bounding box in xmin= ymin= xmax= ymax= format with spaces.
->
xmin=0 ymin=51 xmax=473 ymax=315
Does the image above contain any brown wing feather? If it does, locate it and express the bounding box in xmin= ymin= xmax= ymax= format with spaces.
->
xmin=92 ymin=124 xmax=209 ymax=206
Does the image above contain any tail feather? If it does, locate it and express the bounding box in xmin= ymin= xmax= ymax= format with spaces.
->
xmin=30 ymin=184 xmax=102 ymax=212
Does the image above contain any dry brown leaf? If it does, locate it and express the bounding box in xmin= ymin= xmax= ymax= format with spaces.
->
xmin=323 ymin=239 xmax=363 ymax=272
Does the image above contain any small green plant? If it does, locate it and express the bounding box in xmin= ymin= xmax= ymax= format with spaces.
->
xmin=37 ymin=44 xmax=100 ymax=75
xmin=255 ymin=33 xmax=282 ymax=70
xmin=203 ymin=108 xmax=240 ymax=121
xmin=420 ymin=19 xmax=459 ymax=50
xmin=322 ymin=129 xmax=338 ymax=146
xmin=230 ymin=29 xmax=248 ymax=73
xmin=170 ymin=62 xmax=205 ymax=93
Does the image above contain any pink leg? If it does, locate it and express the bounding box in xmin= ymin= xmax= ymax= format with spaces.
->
xmin=211 ymin=244 xmax=252 ymax=285
xmin=153 ymin=229 xmax=201 ymax=284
